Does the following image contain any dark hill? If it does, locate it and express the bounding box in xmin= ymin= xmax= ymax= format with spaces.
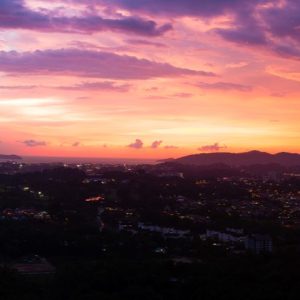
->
xmin=0 ymin=154 xmax=22 ymax=160
xmin=175 ymin=150 xmax=300 ymax=166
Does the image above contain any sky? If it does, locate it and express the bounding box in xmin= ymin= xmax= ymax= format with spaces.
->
xmin=1 ymin=0 xmax=300 ymax=159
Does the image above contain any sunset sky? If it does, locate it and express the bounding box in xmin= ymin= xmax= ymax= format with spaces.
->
xmin=1 ymin=0 xmax=300 ymax=159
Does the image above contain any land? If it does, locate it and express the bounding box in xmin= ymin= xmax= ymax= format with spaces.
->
xmin=174 ymin=150 xmax=300 ymax=166
xmin=0 ymin=157 xmax=300 ymax=299
xmin=0 ymin=154 xmax=22 ymax=160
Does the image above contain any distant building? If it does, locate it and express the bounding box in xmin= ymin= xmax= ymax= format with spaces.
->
xmin=245 ymin=234 xmax=273 ymax=254
xmin=202 ymin=229 xmax=246 ymax=243
xmin=138 ymin=222 xmax=190 ymax=238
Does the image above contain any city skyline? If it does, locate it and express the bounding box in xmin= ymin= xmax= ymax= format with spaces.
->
xmin=1 ymin=0 xmax=300 ymax=158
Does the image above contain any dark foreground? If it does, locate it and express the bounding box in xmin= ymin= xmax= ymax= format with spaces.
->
xmin=1 ymin=161 xmax=300 ymax=299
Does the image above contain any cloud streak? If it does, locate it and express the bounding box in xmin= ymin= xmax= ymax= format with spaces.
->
xmin=58 ymin=81 xmax=131 ymax=92
xmin=0 ymin=49 xmax=215 ymax=79
xmin=197 ymin=82 xmax=252 ymax=92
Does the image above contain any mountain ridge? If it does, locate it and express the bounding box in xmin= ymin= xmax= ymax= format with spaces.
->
xmin=0 ymin=154 xmax=22 ymax=160
xmin=173 ymin=150 xmax=300 ymax=166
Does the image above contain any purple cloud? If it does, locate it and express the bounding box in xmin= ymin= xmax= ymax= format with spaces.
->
xmin=214 ymin=0 xmax=300 ymax=59
xmin=128 ymin=139 xmax=143 ymax=149
xmin=19 ymin=140 xmax=47 ymax=147
xmin=164 ymin=145 xmax=178 ymax=149
xmin=93 ymin=0 xmax=300 ymax=61
xmin=198 ymin=143 xmax=227 ymax=152
xmin=0 ymin=0 xmax=172 ymax=36
xmin=5 ymin=1 xmax=300 ymax=61
xmin=216 ymin=26 xmax=267 ymax=46
xmin=262 ymin=0 xmax=300 ymax=43
xmin=93 ymin=0 xmax=260 ymax=18
xmin=151 ymin=140 xmax=163 ymax=149
xmin=100 ymin=0 xmax=300 ymax=60
xmin=197 ymin=81 xmax=252 ymax=92
xmin=269 ymin=42 xmax=300 ymax=61
xmin=0 ymin=49 xmax=215 ymax=79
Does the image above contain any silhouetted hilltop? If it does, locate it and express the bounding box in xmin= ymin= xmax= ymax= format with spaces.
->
xmin=175 ymin=150 xmax=300 ymax=166
xmin=0 ymin=154 xmax=22 ymax=160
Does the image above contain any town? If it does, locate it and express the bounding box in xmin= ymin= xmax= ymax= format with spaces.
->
xmin=1 ymin=160 xmax=300 ymax=299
